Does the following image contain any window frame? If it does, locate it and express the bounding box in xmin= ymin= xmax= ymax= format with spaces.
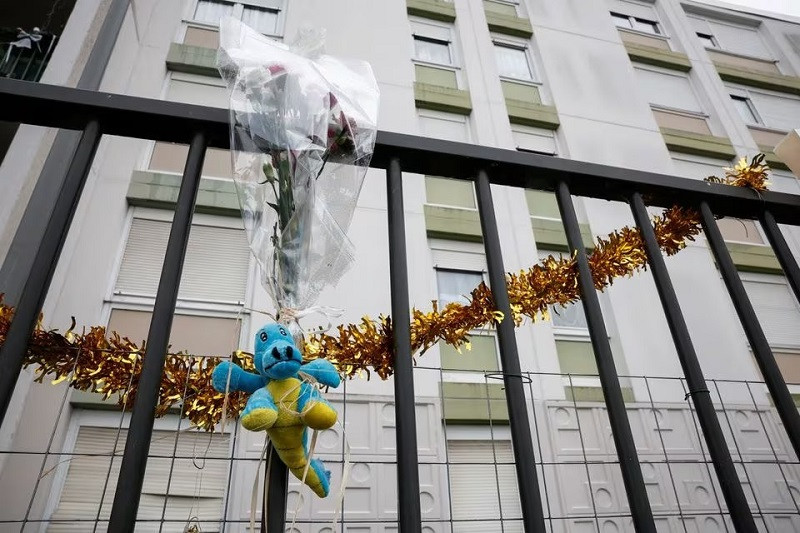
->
xmin=410 ymin=19 xmax=464 ymax=89
xmin=41 ymin=409 xmax=235 ymax=527
xmin=431 ymin=245 xmax=502 ymax=378
xmin=492 ymin=39 xmax=538 ymax=84
xmin=696 ymin=31 xmax=719 ymax=49
xmin=413 ymin=35 xmax=454 ymax=68
xmin=183 ymin=0 xmax=286 ymax=39
xmin=610 ymin=10 xmax=663 ymax=36
xmin=728 ymin=90 xmax=763 ymax=126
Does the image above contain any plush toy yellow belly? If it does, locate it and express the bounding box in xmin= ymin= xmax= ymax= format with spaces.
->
xmin=241 ymin=377 xmax=338 ymax=497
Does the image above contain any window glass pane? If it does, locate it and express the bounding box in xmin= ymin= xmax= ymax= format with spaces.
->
xmin=731 ymin=95 xmax=759 ymax=124
xmin=415 ymin=37 xmax=451 ymax=65
xmin=610 ymin=12 xmax=632 ymax=29
xmin=242 ymin=6 xmax=279 ymax=35
xmin=194 ymin=0 xmax=233 ymax=25
xmin=551 ymin=300 xmax=588 ymax=329
xmin=525 ymin=189 xmax=560 ymax=219
xmin=437 ymin=269 xmax=483 ymax=306
xmin=632 ymin=17 xmax=660 ymax=35
xmin=494 ymin=44 xmax=533 ymax=80
xmin=426 ymin=176 xmax=475 ymax=208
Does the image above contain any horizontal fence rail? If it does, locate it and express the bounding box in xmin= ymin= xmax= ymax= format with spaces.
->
xmin=2 ymin=78 xmax=800 ymax=222
xmin=1 ymin=77 xmax=800 ymax=533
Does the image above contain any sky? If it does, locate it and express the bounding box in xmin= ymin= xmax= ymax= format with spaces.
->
xmin=700 ymin=0 xmax=800 ymax=17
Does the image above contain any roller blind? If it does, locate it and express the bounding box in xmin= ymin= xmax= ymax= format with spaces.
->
xmin=742 ymin=277 xmax=800 ymax=348
xmin=48 ymin=426 xmax=229 ymax=533
xmin=115 ymin=218 xmax=250 ymax=303
xmin=634 ymin=68 xmax=703 ymax=114
xmin=447 ymin=440 xmax=522 ymax=532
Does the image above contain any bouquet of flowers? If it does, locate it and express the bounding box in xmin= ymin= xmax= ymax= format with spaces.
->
xmin=218 ymin=19 xmax=379 ymax=317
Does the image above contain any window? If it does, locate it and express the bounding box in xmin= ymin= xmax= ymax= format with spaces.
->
xmin=730 ymin=95 xmax=761 ymax=125
xmin=634 ymin=67 xmax=704 ymax=114
xmin=241 ymin=5 xmax=279 ymax=34
xmin=167 ymin=74 xmax=227 ymax=108
xmin=115 ymin=217 xmax=250 ymax=303
xmin=440 ymin=334 xmax=499 ymax=372
xmin=194 ymin=0 xmax=234 ymax=25
xmin=551 ymin=299 xmax=589 ymax=330
xmin=414 ymin=35 xmax=452 ymax=65
xmin=418 ymin=110 xmax=471 ymax=142
xmin=149 ymin=142 xmax=233 ymax=178
xmin=437 ymin=269 xmax=483 ymax=306
xmin=494 ymin=43 xmax=533 ymax=81
xmin=108 ymin=309 xmax=242 ymax=356
xmin=610 ymin=11 xmax=661 ymax=35
xmin=687 ymin=15 xmax=772 ymax=59
xmin=512 ymin=126 xmax=557 ymax=155
xmin=716 ymin=218 xmax=765 ymax=245
xmin=426 ymin=176 xmax=476 ymax=209
xmin=447 ymin=440 xmax=521 ymax=529
xmin=696 ymin=32 xmax=717 ymax=48
xmin=191 ymin=0 xmax=282 ymax=36
xmin=742 ymin=274 xmax=800 ymax=383
xmin=738 ymin=88 xmax=800 ymax=132
xmin=48 ymin=418 xmax=230 ymax=531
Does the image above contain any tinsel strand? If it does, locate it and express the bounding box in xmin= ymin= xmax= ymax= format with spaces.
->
xmin=0 ymin=156 xmax=770 ymax=429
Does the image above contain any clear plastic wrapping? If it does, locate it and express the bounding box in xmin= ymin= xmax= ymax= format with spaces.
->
xmin=217 ymin=18 xmax=379 ymax=314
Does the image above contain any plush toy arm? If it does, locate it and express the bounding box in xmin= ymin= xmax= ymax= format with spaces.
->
xmin=300 ymin=359 xmax=341 ymax=388
xmin=212 ymin=361 xmax=265 ymax=394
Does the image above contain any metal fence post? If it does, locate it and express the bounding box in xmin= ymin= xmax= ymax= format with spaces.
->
xmin=475 ymin=170 xmax=547 ymax=533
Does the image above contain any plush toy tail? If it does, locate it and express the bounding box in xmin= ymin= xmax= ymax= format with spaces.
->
xmin=291 ymin=458 xmax=331 ymax=498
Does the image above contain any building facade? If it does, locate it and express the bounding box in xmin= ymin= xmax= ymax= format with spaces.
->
xmin=1 ymin=0 xmax=800 ymax=531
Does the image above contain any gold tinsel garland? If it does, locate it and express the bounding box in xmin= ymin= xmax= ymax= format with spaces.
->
xmin=0 ymin=156 xmax=770 ymax=429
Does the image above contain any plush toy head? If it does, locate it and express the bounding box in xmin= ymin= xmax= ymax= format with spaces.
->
xmin=254 ymin=323 xmax=303 ymax=380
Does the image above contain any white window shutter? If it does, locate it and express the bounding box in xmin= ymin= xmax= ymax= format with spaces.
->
xmin=116 ymin=218 xmax=250 ymax=303
xmin=743 ymin=278 xmax=800 ymax=348
xmin=708 ymin=20 xmax=771 ymax=58
xmin=48 ymin=426 xmax=229 ymax=533
xmin=748 ymin=91 xmax=800 ymax=131
xmin=447 ymin=440 xmax=523 ymax=532
xmin=419 ymin=111 xmax=470 ymax=142
xmin=634 ymin=68 xmax=703 ymax=114
xmin=166 ymin=79 xmax=228 ymax=109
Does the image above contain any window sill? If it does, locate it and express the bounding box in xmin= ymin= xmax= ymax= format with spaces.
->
xmin=414 ymin=82 xmax=473 ymax=115
xmin=723 ymin=241 xmax=782 ymax=274
xmin=505 ymin=99 xmax=559 ymax=129
xmin=407 ymin=0 xmax=456 ymax=22
xmin=485 ymin=10 xmax=533 ymax=38
xmin=714 ymin=61 xmax=800 ymax=96
xmin=624 ymin=42 xmax=691 ymax=72
xmin=127 ymin=170 xmax=241 ymax=217
xmin=424 ymin=204 xmax=482 ymax=242
xmin=659 ymin=128 xmax=736 ymax=160
xmin=166 ymin=42 xmax=220 ymax=78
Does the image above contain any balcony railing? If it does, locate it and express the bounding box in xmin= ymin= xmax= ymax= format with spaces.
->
xmin=0 ymin=28 xmax=58 ymax=82
xmin=1 ymin=77 xmax=800 ymax=532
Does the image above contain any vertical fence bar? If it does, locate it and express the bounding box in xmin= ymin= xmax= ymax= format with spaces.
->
xmin=0 ymin=120 xmax=101 ymax=426
xmin=386 ymin=158 xmax=422 ymax=533
xmin=629 ymin=193 xmax=757 ymax=531
xmin=474 ymin=170 xmax=546 ymax=533
xmin=760 ymin=210 xmax=800 ymax=307
xmin=554 ymin=181 xmax=656 ymax=532
xmin=700 ymin=202 xmax=800 ymax=459
xmin=107 ymin=132 xmax=207 ymax=532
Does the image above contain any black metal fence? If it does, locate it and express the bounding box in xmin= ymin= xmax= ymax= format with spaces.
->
xmin=1 ymin=76 xmax=800 ymax=532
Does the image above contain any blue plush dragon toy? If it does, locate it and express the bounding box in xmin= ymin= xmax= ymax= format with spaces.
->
xmin=212 ymin=323 xmax=341 ymax=497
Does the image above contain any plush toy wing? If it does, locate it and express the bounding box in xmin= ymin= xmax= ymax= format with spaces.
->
xmin=212 ymin=361 xmax=267 ymax=394
xmin=300 ymin=359 xmax=341 ymax=388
